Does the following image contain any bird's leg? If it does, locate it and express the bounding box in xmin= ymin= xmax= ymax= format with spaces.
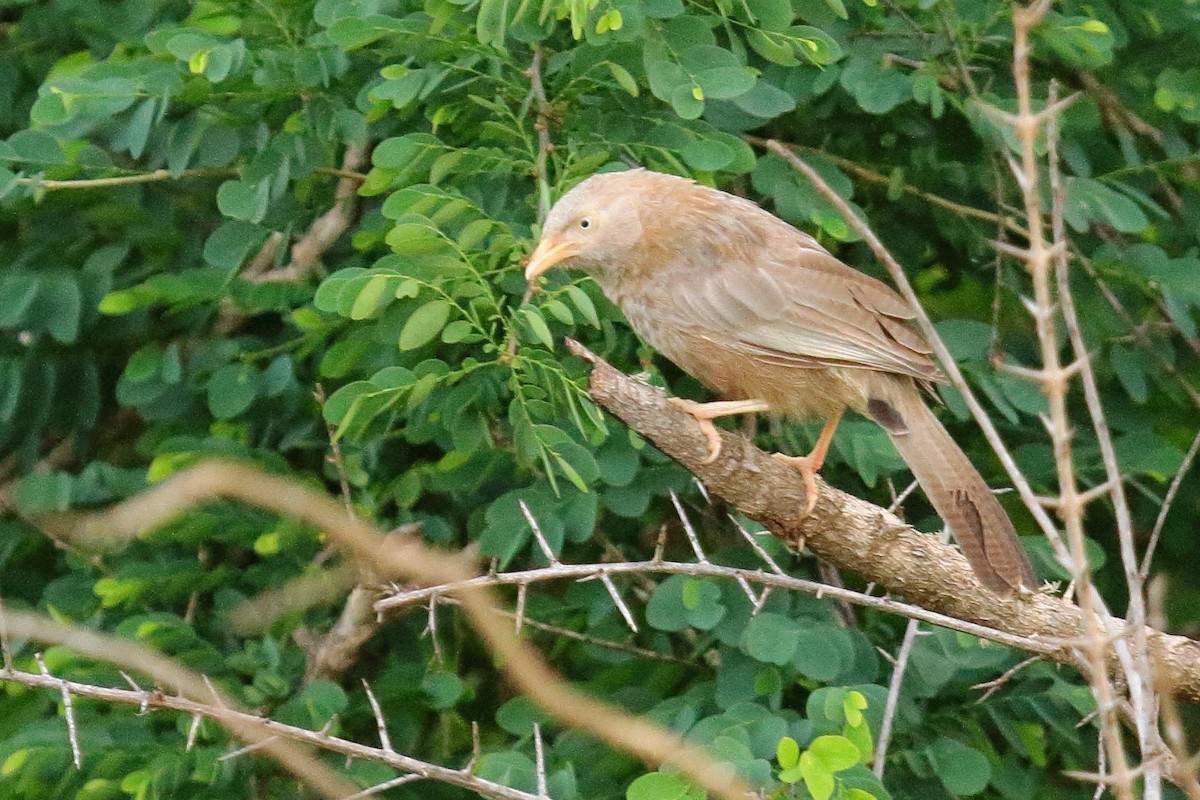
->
xmin=669 ymin=398 xmax=771 ymax=464
xmin=772 ymin=410 xmax=844 ymax=515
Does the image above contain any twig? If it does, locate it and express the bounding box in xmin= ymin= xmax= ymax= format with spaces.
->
xmin=58 ymin=463 xmax=752 ymax=800
xmin=4 ymin=612 xmax=358 ymax=798
xmin=598 ymin=572 xmax=639 ymax=633
xmin=0 ymin=662 xmax=539 ymax=800
xmin=1014 ymin=4 xmax=1137 ymax=784
xmin=429 ymin=596 xmax=683 ymax=661
xmin=746 ymin=136 xmax=1029 ymax=240
xmin=362 ymin=679 xmax=394 ymax=753
xmin=872 ymin=619 xmax=920 ymax=777
xmin=378 ymin=557 xmax=1062 ymax=654
xmin=521 ymin=500 xmax=560 ymax=565
xmin=315 ymin=383 xmax=355 ymax=518
xmin=37 ymin=653 xmax=82 ymax=769
xmin=345 ymin=774 xmax=425 ymax=799
xmin=12 ymin=166 xmax=365 ymax=192
xmin=186 ymin=713 xmax=203 ymax=752
xmin=1140 ymin=426 xmax=1200 ymax=578
xmin=730 ymin=516 xmax=786 ymax=576
xmin=670 ymin=491 xmax=708 ymax=564
xmin=973 ymin=655 xmax=1042 ymax=703
xmin=528 ymin=43 xmax=553 ymax=223
xmin=533 ymin=723 xmax=549 ymax=799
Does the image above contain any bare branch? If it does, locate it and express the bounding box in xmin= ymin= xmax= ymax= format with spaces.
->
xmin=521 ymin=499 xmax=561 ymax=565
xmin=37 ymin=653 xmax=82 ymax=769
xmin=43 ymin=464 xmax=752 ymax=800
xmin=363 ymin=679 xmax=394 ymax=753
xmin=564 ymin=339 xmax=1200 ymax=700
xmin=873 ymin=619 xmax=920 ymax=777
xmin=4 ymin=610 xmax=359 ymax=799
xmin=1141 ymin=426 xmax=1200 ymax=578
xmin=0 ymin=663 xmax=540 ymax=800
xmin=378 ymin=554 xmax=1058 ymax=654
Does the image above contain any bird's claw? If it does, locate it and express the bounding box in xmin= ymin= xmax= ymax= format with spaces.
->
xmin=669 ymin=398 xmax=724 ymax=463
xmin=772 ymin=452 xmax=820 ymax=516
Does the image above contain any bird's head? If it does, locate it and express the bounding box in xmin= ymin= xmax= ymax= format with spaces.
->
xmin=523 ymin=170 xmax=654 ymax=285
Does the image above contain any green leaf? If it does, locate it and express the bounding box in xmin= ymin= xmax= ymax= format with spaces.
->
xmin=607 ymin=62 xmax=640 ymax=96
xmin=399 ymin=300 xmax=452 ymax=350
xmin=843 ymin=690 xmax=868 ymax=726
xmin=521 ymin=306 xmax=555 ymax=348
xmin=207 ymin=364 xmax=261 ymax=419
xmin=41 ymin=276 xmax=83 ymax=344
xmin=741 ymin=612 xmax=801 ymax=665
xmin=496 ymin=696 xmax=552 ymax=736
xmin=0 ymin=274 xmax=39 ymax=327
xmin=799 ymin=751 xmax=834 ymax=800
xmin=627 ymin=773 xmax=697 ymax=800
xmin=789 ymin=25 xmax=843 ymax=66
xmin=216 ymin=179 xmax=270 ymax=223
xmin=840 ymin=55 xmax=912 ymax=114
xmin=1064 ymin=178 xmax=1149 ymax=233
xmin=646 ymin=575 xmax=726 ymax=631
xmin=204 ymin=221 xmax=269 ymax=270
xmin=565 ymin=286 xmax=600 ymax=327
xmin=670 ymin=84 xmax=705 ymax=119
xmin=808 ymin=735 xmax=860 ymax=772
xmin=421 ymin=671 xmax=465 ymax=708
xmin=733 ymin=79 xmax=796 ymax=119
xmin=350 ymin=274 xmax=395 ymax=320
xmin=776 ymin=736 xmax=800 ymax=769
xmin=928 ymin=738 xmax=990 ymax=795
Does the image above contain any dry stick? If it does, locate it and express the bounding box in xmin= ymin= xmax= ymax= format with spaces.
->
xmin=13 ymin=166 xmax=366 ymax=192
xmin=1008 ymin=0 xmax=1134 ymax=781
xmin=1 ymin=610 xmax=359 ymax=799
xmin=1141 ymin=426 xmax=1200 ymax=578
xmin=761 ymin=139 xmax=1069 ymax=564
xmin=59 ymin=463 xmax=751 ymax=800
xmin=745 ymin=136 xmax=1029 ymax=240
xmin=506 ymin=43 xmax=555 ymax=355
xmin=377 ymin=558 xmax=1056 ymax=654
xmin=562 ymin=339 xmax=1200 ymax=701
xmin=0 ymin=661 xmax=540 ymax=800
xmin=528 ymin=43 xmax=553 ymax=224
xmin=428 ymin=595 xmax=682 ymax=662
xmin=1046 ymin=77 xmax=1161 ymax=797
xmin=872 ymin=618 xmax=920 ymax=778
xmin=36 ymin=653 xmax=82 ymax=768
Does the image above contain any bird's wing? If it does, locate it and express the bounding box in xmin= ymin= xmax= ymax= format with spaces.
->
xmin=673 ymin=232 xmax=943 ymax=383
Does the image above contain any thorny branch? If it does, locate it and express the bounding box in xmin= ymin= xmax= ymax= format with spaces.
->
xmin=0 ymin=656 xmax=541 ymax=800
xmin=31 ymin=462 xmax=752 ymax=800
xmin=376 ymin=556 xmax=1060 ymax=654
xmin=566 ymin=338 xmax=1200 ymax=701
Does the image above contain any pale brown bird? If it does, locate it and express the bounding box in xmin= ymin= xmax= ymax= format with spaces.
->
xmin=524 ymin=169 xmax=1035 ymax=595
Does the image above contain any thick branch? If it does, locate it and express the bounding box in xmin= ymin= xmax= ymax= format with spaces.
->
xmin=566 ymin=339 xmax=1200 ymax=700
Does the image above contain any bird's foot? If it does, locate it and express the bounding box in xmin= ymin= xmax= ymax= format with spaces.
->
xmin=668 ymin=397 xmax=772 ymax=465
xmin=669 ymin=398 xmax=724 ymax=463
xmin=772 ymin=452 xmax=821 ymax=516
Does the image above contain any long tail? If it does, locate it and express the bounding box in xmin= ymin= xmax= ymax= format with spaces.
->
xmin=869 ymin=385 xmax=1035 ymax=595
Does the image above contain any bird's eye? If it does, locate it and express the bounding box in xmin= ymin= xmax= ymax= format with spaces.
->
xmin=578 ymin=218 xmax=592 ymax=230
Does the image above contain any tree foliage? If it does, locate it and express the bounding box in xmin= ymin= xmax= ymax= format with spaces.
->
xmin=1 ymin=0 xmax=1198 ymax=797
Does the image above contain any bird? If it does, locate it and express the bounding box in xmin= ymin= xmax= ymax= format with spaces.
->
xmin=523 ymin=168 xmax=1035 ymax=595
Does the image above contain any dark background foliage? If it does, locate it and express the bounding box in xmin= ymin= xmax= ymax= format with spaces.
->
xmin=0 ymin=0 xmax=1198 ymax=797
